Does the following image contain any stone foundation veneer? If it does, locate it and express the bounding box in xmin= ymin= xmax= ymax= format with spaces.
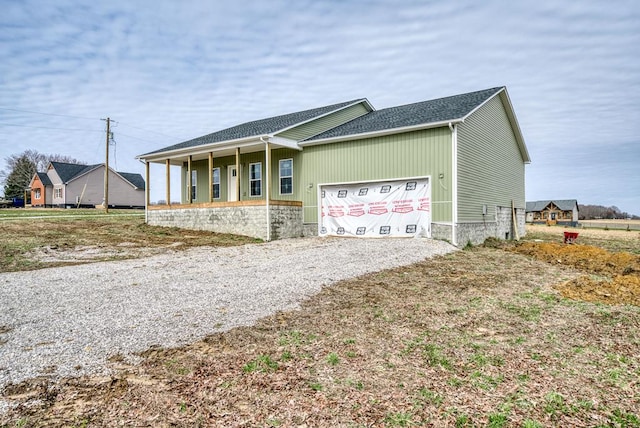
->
xmin=147 ymin=200 xmax=303 ymax=241
xmin=148 ymin=203 xmax=524 ymax=246
xmin=412 ymin=207 xmax=526 ymax=247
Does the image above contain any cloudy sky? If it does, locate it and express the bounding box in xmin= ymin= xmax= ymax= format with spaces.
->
xmin=1 ymin=0 xmax=639 ymax=214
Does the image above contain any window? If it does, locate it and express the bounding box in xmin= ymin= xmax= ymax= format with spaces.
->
xmin=212 ymin=167 xmax=220 ymax=199
xmin=279 ymin=159 xmax=293 ymax=195
xmin=54 ymin=188 xmax=62 ymax=199
xmin=190 ymin=170 xmax=197 ymax=201
xmin=249 ymin=162 xmax=262 ymax=197
xmin=35 ymin=189 xmax=41 ymax=199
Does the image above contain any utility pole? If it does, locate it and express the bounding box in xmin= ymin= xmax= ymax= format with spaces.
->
xmin=102 ymin=117 xmax=110 ymax=213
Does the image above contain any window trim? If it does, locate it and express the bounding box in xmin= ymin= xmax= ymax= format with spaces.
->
xmin=279 ymin=158 xmax=293 ymax=195
xmin=54 ymin=187 xmax=62 ymax=199
xmin=249 ymin=162 xmax=262 ymax=197
xmin=212 ymin=167 xmax=221 ymax=200
xmin=190 ymin=170 xmax=197 ymax=201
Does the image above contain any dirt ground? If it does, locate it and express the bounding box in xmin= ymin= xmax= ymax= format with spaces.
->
xmin=2 ymin=230 xmax=639 ymax=427
xmin=0 ymin=216 xmax=258 ymax=272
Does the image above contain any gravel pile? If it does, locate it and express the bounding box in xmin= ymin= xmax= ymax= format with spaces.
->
xmin=0 ymin=237 xmax=455 ymax=409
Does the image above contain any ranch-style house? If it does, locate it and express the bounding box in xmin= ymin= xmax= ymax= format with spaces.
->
xmin=526 ymin=199 xmax=579 ymax=226
xmin=137 ymin=86 xmax=530 ymax=246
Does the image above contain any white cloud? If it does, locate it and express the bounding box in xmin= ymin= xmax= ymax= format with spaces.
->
xmin=1 ymin=0 xmax=639 ymax=213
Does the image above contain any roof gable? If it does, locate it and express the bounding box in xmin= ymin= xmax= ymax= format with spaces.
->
xmin=305 ymin=87 xmax=504 ymax=141
xmin=49 ymin=161 xmax=96 ymax=183
xmin=48 ymin=162 xmax=144 ymax=189
xmin=142 ymin=99 xmax=368 ymax=157
xmin=526 ymin=200 xmax=578 ymax=212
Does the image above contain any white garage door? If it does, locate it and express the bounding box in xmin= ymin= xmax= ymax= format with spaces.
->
xmin=319 ymin=177 xmax=431 ymax=238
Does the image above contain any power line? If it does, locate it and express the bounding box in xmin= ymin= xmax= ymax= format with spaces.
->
xmin=0 ymin=107 xmax=98 ymax=121
xmin=111 ymin=131 xmax=169 ymax=144
xmin=0 ymin=122 xmax=103 ymax=132
xmin=0 ymin=108 xmax=183 ymax=142
xmin=115 ymin=121 xmax=181 ymax=141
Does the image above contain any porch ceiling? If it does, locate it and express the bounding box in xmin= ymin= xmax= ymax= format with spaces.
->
xmin=139 ymin=135 xmax=300 ymax=165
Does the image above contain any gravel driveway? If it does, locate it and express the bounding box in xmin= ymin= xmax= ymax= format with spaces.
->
xmin=0 ymin=237 xmax=455 ymax=396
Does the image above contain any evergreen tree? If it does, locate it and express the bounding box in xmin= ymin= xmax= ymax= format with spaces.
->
xmin=2 ymin=154 xmax=36 ymax=199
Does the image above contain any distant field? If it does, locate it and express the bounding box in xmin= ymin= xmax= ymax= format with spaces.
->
xmin=579 ymin=219 xmax=640 ymax=231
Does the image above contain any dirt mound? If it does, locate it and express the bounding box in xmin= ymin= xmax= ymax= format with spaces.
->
xmin=556 ymin=275 xmax=640 ymax=306
xmin=511 ymin=242 xmax=640 ymax=306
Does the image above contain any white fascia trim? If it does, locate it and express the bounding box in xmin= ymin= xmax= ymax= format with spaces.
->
xmin=498 ymin=90 xmax=531 ymax=164
xmin=274 ymin=99 xmax=375 ymax=136
xmin=268 ymin=136 xmax=302 ymax=150
xmin=138 ymin=134 xmax=304 ymax=162
xmin=28 ymin=174 xmax=39 ymax=188
xmin=462 ymin=87 xmax=530 ymax=164
xmin=299 ymin=118 xmax=463 ymax=147
xmin=137 ymin=135 xmax=269 ymax=162
xmin=461 ymin=87 xmax=505 ymax=121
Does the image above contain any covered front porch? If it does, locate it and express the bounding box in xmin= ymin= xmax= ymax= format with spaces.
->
xmin=139 ymin=135 xmax=305 ymax=241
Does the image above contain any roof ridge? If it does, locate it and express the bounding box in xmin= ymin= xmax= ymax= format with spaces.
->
xmin=374 ymin=87 xmax=504 ymax=112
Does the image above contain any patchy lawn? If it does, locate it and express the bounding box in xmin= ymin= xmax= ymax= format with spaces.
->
xmin=2 ymin=229 xmax=639 ymax=427
xmin=0 ymin=210 xmax=258 ymax=272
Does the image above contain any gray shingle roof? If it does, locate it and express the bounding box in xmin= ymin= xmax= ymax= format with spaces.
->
xmin=50 ymin=161 xmax=144 ymax=189
xmin=118 ymin=172 xmax=145 ymax=190
xmin=143 ymin=99 xmax=366 ymax=156
xmin=36 ymin=172 xmax=52 ymax=186
xmin=305 ymin=87 xmax=504 ymax=141
xmin=50 ymin=162 xmax=96 ymax=183
xmin=526 ymin=200 xmax=578 ymax=212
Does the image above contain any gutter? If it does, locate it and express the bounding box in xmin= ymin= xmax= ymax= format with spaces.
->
xmin=300 ymin=118 xmax=464 ymax=147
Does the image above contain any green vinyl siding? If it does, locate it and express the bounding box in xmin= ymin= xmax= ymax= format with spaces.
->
xmin=298 ymin=127 xmax=452 ymax=223
xmin=457 ymin=94 xmax=525 ymax=222
xmin=277 ymin=103 xmax=370 ymax=141
xmin=181 ymin=151 xmax=304 ymax=203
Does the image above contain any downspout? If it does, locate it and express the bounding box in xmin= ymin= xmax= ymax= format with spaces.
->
xmin=449 ymin=122 xmax=458 ymax=246
xmin=260 ymin=136 xmax=271 ymax=241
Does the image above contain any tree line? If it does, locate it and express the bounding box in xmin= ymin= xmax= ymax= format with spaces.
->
xmin=0 ymin=150 xmax=84 ymax=199
xmin=578 ymin=204 xmax=637 ymax=220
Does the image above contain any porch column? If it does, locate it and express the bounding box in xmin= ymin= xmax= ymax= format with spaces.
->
xmin=187 ymin=155 xmax=193 ymax=204
xmin=235 ymin=147 xmax=240 ymax=201
xmin=165 ymin=159 xmax=171 ymax=206
xmin=145 ymin=160 xmax=150 ymax=208
xmin=208 ymin=152 xmax=213 ymax=202
xmin=265 ymin=142 xmax=271 ymax=241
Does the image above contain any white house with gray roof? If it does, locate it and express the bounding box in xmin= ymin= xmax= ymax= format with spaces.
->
xmin=29 ymin=161 xmax=145 ymax=208
xmin=138 ymin=86 xmax=530 ymax=246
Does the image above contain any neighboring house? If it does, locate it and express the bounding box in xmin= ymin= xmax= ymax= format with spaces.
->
xmin=526 ymin=200 xmax=579 ymax=226
xmin=30 ymin=172 xmax=52 ymax=207
xmin=137 ymin=86 xmax=530 ymax=245
xmin=29 ymin=161 xmax=145 ymax=208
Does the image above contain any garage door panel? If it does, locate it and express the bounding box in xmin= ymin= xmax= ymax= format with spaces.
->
xmin=319 ymin=178 xmax=431 ymax=238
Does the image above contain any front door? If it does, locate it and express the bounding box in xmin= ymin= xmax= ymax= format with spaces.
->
xmin=228 ymin=165 xmax=237 ymax=201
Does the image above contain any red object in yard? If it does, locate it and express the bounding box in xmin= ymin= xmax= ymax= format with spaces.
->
xmin=564 ymin=231 xmax=579 ymax=244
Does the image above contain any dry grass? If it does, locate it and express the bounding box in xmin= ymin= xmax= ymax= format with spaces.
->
xmin=2 ymin=227 xmax=640 ymax=426
xmin=525 ymin=223 xmax=640 ymax=254
xmin=0 ymin=211 xmax=259 ymax=272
